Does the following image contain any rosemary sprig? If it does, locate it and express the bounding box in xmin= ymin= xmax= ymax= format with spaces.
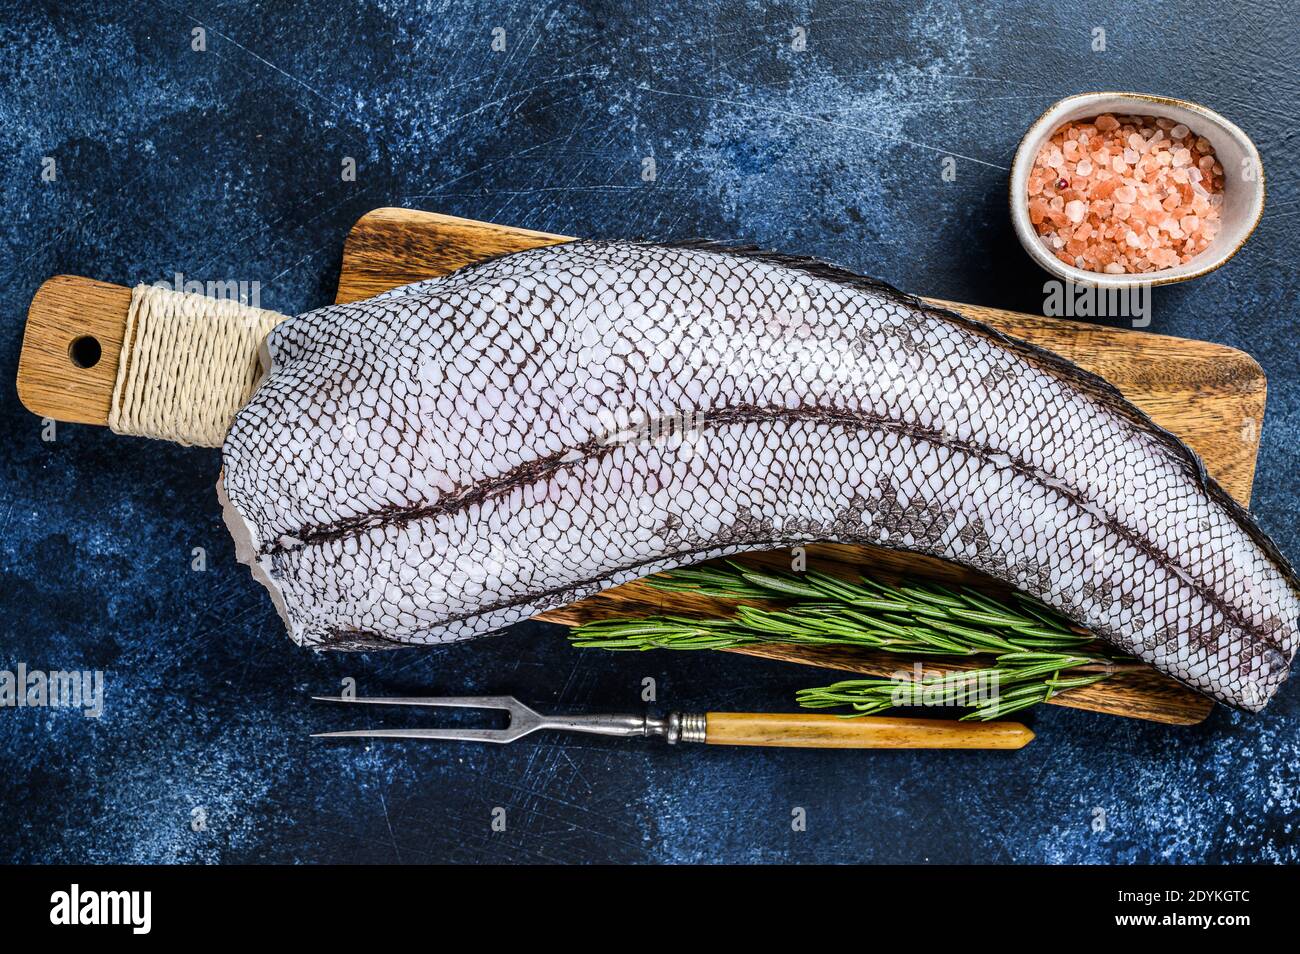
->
xmin=796 ymin=663 xmax=1112 ymax=721
xmin=568 ymin=561 xmax=1133 ymax=720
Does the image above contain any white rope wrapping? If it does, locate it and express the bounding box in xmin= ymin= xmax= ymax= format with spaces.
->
xmin=108 ymin=284 xmax=288 ymax=447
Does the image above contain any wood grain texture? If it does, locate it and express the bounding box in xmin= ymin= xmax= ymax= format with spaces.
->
xmin=339 ymin=207 xmax=1267 ymax=725
xmin=702 ymin=711 xmax=1035 ymax=748
xmin=17 ymin=276 xmax=133 ymax=425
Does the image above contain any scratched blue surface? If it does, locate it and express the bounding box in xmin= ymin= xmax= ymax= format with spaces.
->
xmin=1 ymin=1 xmax=1297 ymax=864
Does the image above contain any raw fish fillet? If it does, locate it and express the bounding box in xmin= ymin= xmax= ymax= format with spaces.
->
xmin=219 ymin=241 xmax=1299 ymax=711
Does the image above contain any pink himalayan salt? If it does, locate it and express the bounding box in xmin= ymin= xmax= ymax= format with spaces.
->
xmin=1027 ymin=114 xmax=1225 ymax=274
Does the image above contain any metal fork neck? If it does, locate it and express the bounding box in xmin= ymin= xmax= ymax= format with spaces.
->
xmin=534 ymin=711 xmax=706 ymax=744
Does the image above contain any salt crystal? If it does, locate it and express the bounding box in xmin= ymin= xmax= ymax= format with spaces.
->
xmin=1170 ymin=123 xmax=1189 ymax=139
xmin=1065 ymin=200 xmax=1086 ymax=223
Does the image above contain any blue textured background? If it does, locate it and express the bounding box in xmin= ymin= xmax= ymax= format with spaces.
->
xmin=1 ymin=1 xmax=1297 ymax=863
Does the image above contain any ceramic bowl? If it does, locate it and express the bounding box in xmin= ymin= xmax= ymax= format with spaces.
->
xmin=1010 ymin=91 xmax=1264 ymax=288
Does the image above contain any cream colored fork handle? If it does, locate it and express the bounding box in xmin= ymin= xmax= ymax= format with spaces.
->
xmin=702 ymin=712 xmax=1034 ymax=749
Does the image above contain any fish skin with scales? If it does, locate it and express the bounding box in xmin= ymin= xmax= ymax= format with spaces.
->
xmin=218 ymin=240 xmax=1300 ymax=711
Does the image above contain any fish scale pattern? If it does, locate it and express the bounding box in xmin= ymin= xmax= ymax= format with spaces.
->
xmin=220 ymin=241 xmax=1299 ymax=710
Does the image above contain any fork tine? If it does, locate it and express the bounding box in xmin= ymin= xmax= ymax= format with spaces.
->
xmin=312 ymin=695 xmax=521 ymax=711
xmin=312 ymin=728 xmax=515 ymax=743
xmin=312 ymin=696 xmax=531 ymax=744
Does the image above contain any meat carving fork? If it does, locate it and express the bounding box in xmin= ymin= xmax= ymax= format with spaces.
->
xmin=311 ymin=695 xmax=1034 ymax=749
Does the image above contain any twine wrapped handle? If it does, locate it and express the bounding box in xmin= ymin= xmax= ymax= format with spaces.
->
xmin=108 ymin=284 xmax=288 ymax=447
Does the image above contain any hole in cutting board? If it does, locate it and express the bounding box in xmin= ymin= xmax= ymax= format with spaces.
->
xmin=68 ymin=335 xmax=102 ymax=369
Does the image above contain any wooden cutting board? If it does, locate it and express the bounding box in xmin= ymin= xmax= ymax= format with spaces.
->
xmin=333 ymin=207 xmax=1271 ymax=725
xmin=15 ymin=208 xmax=1268 ymax=725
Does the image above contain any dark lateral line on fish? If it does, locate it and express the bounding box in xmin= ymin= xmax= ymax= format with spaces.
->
xmin=263 ymin=403 xmax=1272 ymax=650
xmin=261 ymin=405 xmax=893 ymax=553
xmin=263 ymin=404 xmax=1032 ymax=555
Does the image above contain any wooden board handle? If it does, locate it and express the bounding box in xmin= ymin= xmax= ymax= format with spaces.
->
xmin=703 ymin=712 xmax=1034 ymax=749
xmin=17 ymin=275 xmax=132 ymax=426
